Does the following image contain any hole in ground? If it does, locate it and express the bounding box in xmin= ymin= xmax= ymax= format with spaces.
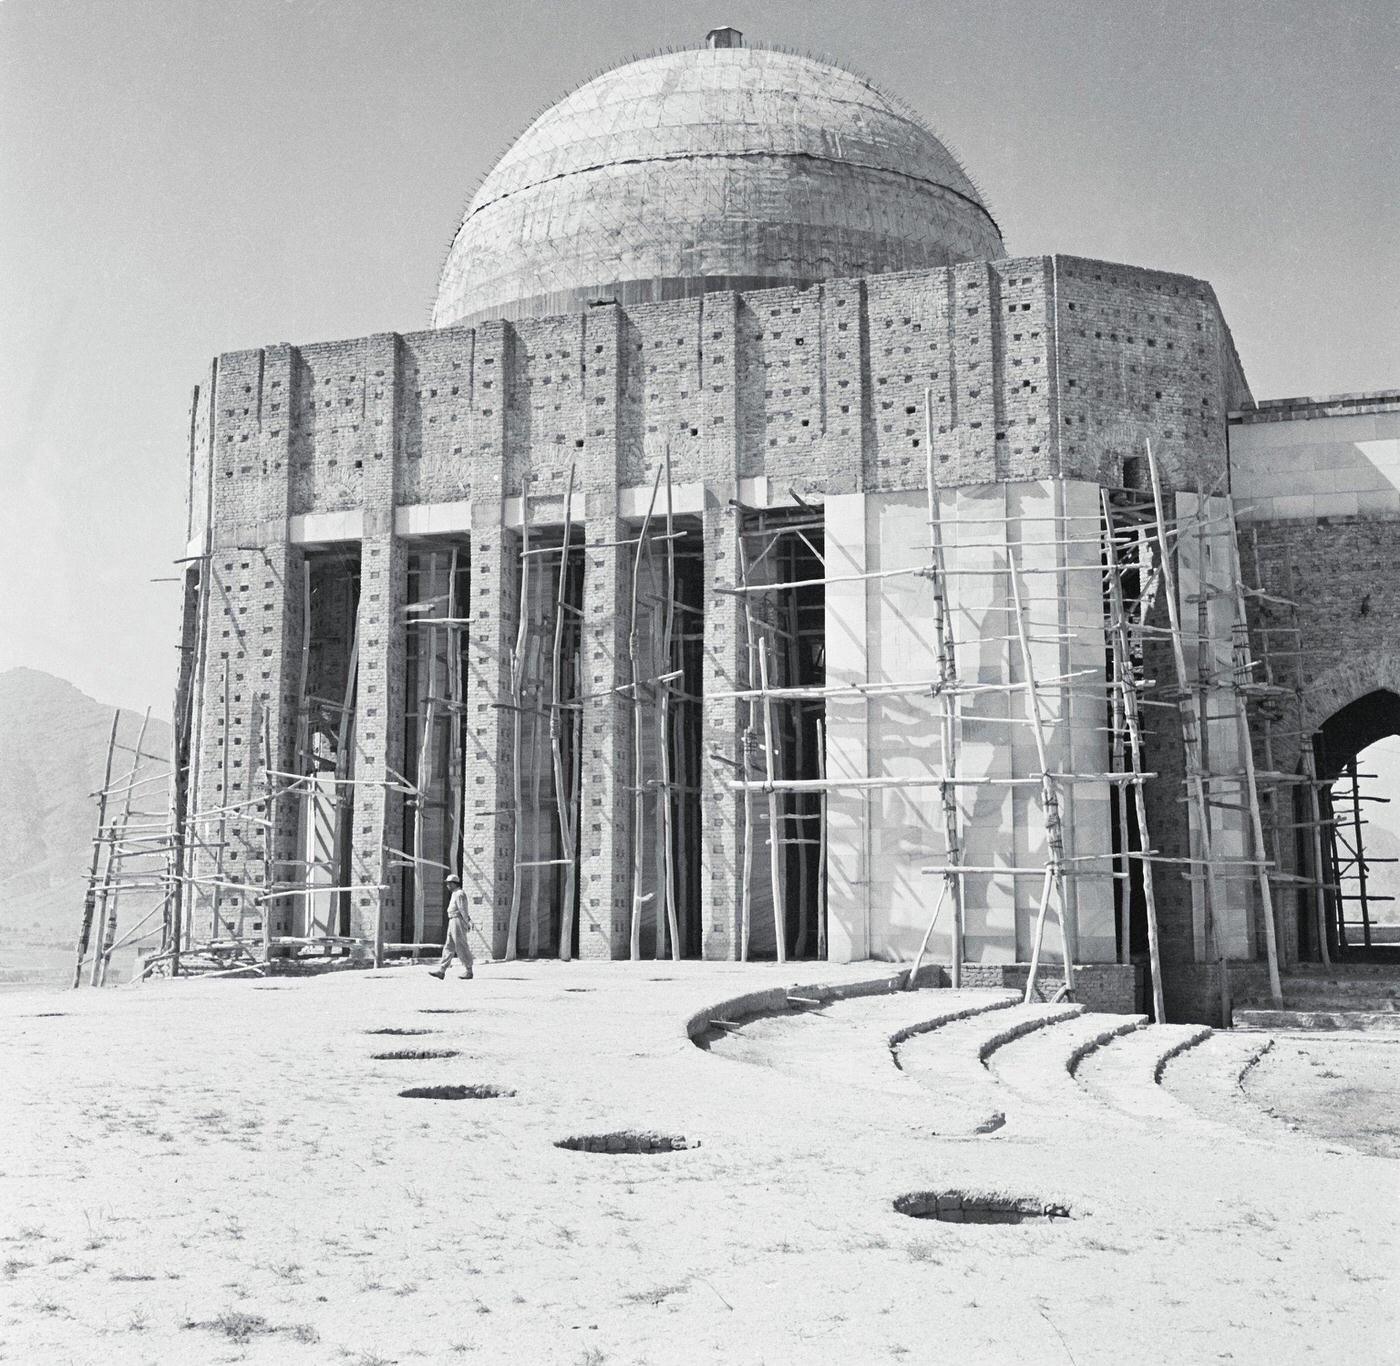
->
xmin=372 ymin=1048 xmax=460 ymax=1061
xmin=893 ymin=1191 xmax=1071 ymax=1224
xmin=399 ymin=1084 xmax=514 ymax=1100
xmin=365 ymin=1027 xmax=437 ymax=1036
xmin=555 ymin=1130 xmax=695 ymax=1154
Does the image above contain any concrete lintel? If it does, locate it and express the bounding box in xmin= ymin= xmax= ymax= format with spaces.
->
xmin=734 ymin=476 xmax=827 ymax=511
xmin=395 ymin=499 xmax=473 ymax=538
xmin=501 ymin=491 xmax=587 ymax=529
xmin=289 ymin=509 xmax=364 ymax=545
xmin=617 ymin=480 xmax=705 ymax=520
xmin=498 ymin=482 xmax=706 ymax=528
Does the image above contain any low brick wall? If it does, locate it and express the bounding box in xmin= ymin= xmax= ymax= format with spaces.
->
xmin=945 ymin=962 xmax=1142 ymax=1015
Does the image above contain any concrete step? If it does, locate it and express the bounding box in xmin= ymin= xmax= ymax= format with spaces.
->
xmin=1233 ymin=1008 xmax=1400 ymax=1033
xmin=1074 ymin=1023 xmax=1214 ymax=1123
xmin=1257 ymin=976 xmax=1400 ymax=994
xmin=896 ymin=1001 xmax=1086 ymax=1083
xmin=700 ymin=988 xmax=1017 ymax=1096
xmin=1235 ymin=995 xmax=1400 ymax=1014
xmin=1158 ymin=1031 xmax=1284 ymax=1141
xmin=1273 ymin=971 xmax=1400 ymax=985
xmin=1234 ymin=971 xmax=1400 ymax=1015
xmin=984 ymin=1010 xmax=1147 ymax=1105
xmin=894 ymin=1002 xmax=1084 ymax=1131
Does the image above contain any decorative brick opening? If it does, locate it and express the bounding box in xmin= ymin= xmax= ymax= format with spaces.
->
xmin=372 ymin=1048 xmax=460 ymax=1060
xmin=893 ymin=1191 xmax=1071 ymax=1224
xmin=398 ymin=1084 xmax=514 ymax=1100
xmin=554 ymin=1130 xmax=694 ymax=1154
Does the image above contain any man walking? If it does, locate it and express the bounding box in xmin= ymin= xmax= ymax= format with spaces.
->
xmin=429 ymin=872 xmax=474 ymax=980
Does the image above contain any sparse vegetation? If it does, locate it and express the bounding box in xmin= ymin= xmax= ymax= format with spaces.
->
xmin=213 ymin=1310 xmax=271 ymax=1342
xmin=622 ymin=1281 xmax=688 ymax=1306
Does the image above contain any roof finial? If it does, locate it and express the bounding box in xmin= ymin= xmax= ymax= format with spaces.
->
xmin=706 ymin=26 xmax=743 ymax=49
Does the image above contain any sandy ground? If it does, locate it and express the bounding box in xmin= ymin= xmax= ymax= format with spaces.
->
xmin=2 ymin=961 xmax=1397 ymax=1366
xmin=1240 ymin=1032 xmax=1400 ymax=1159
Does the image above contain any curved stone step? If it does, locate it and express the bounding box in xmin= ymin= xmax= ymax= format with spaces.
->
xmin=895 ymin=1002 xmax=1085 ymax=1129
xmin=984 ymin=1011 xmax=1147 ymax=1106
xmin=1157 ymin=1030 xmax=1299 ymax=1143
xmin=1073 ymin=1023 xmax=1214 ymax=1122
xmin=701 ymin=987 xmax=1016 ymax=1097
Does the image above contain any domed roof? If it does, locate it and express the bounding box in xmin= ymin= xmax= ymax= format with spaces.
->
xmin=432 ymin=39 xmax=1003 ymax=329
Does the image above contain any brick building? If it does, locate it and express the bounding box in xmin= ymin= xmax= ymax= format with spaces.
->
xmin=169 ymin=32 xmax=1399 ymax=1022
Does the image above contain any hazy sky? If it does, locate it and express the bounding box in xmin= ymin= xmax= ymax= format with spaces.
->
xmin=1 ymin=0 xmax=1396 ymax=717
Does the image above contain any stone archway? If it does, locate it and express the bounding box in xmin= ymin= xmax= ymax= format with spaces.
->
xmin=1295 ymin=669 xmax=1400 ymax=961
xmin=1294 ymin=654 xmax=1400 ymax=769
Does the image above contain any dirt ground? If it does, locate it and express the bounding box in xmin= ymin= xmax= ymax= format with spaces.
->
xmin=1240 ymin=1032 xmax=1400 ymax=1159
xmin=2 ymin=962 xmax=1397 ymax=1366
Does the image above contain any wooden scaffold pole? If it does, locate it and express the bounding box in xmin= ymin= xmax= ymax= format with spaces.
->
xmin=1300 ymin=745 xmax=1333 ymax=969
xmin=551 ymin=465 xmax=580 ymax=960
xmin=446 ymin=546 xmax=464 ymax=887
xmin=909 ymin=390 xmax=964 ymax=989
xmin=736 ymin=512 xmax=758 ymax=962
xmin=1146 ymin=444 xmax=1232 ymax=1025
xmin=758 ymin=642 xmax=787 ymax=963
xmin=1008 ymin=536 xmax=1075 ymax=1005
xmin=628 ymin=464 xmax=663 ymax=959
xmin=94 ymin=707 xmax=153 ymax=986
xmin=1224 ymin=498 xmax=1284 ymax=1008
xmin=1101 ymin=488 xmax=1166 ymax=1023
xmin=412 ymin=551 xmax=440 ymax=950
xmin=260 ymin=701 xmax=276 ymax=965
xmin=504 ymin=490 xmax=532 ymax=961
xmin=74 ymin=711 xmax=121 ymax=988
xmin=658 ymin=446 xmax=682 ymax=960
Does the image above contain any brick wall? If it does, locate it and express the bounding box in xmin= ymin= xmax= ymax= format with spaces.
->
xmin=187 ymin=347 xmax=303 ymax=947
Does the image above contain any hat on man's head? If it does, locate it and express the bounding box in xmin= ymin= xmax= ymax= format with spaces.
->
xmin=445 ymin=873 xmax=462 ymax=886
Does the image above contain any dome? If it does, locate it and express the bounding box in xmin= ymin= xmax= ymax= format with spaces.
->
xmin=432 ymin=38 xmax=1003 ymax=329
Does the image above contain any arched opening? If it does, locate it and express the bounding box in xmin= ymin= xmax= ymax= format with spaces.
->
xmin=1310 ymin=690 xmax=1400 ymax=962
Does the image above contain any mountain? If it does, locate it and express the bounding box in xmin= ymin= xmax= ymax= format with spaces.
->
xmin=0 ymin=668 xmax=172 ymax=951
